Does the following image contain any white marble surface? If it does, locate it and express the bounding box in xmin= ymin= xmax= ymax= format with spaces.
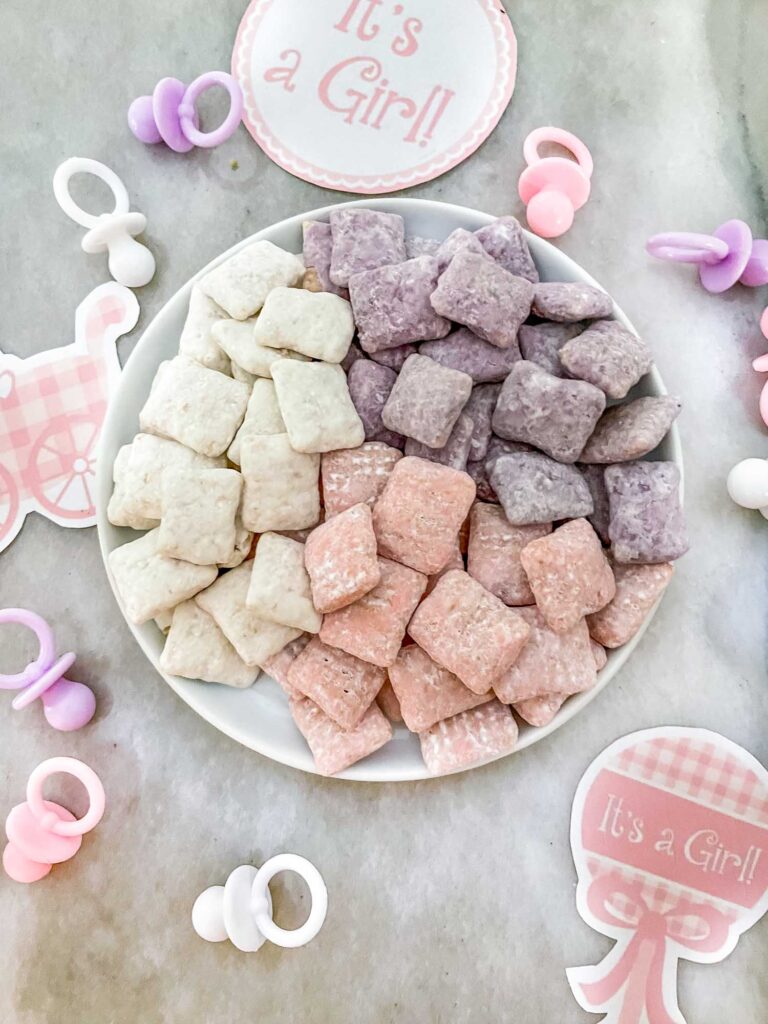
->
xmin=1 ymin=1 xmax=767 ymax=1021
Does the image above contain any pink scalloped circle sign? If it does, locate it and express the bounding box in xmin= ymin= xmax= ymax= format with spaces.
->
xmin=232 ymin=0 xmax=517 ymax=194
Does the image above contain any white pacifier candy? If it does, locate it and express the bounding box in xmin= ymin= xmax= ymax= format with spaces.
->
xmin=192 ymin=854 xmax=327 ymax=952
xmin=53 ymin=157 xmax=156 ymax=288
xmin=726 ymin=457 xmax=768 ymax=519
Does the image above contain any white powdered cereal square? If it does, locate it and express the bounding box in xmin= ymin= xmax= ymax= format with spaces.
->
xmin=246 ymin=533 xmax=321 ymax=633
xmin=110 ymin=433 xmax=225 ymax=522
xmin=228 ymin=379 xmax=285 ymax=465
xmin=212 ymin=319 xmax=309 ymax=377
xmin=139 ymin=357 xmax=249 ymax=457
xmin=253 ymin=287 xmax=354 ymax=363
xmin=160 ymin=600 xmax=257 ymax=687
xmin=158 ymin=467 xmax=243 ymax=565
xmin=200 ymin=240 xmax=304 ymax=320
xmin=107 ymin=444 xmax=159 ymax=530
xmin=240 ymin=433 xmax=320 ymax=533
xmin=196 ymin=562 xmax=301 ymax=666
xmin=107 ymin=529 xmax=217 ymax=625
xmin=178 ymin=286 xmax=230 ymax=374
xmin=271 ymin=360 xmax=364 ymax=453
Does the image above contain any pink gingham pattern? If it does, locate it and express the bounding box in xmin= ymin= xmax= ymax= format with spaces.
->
xmin=0 ymin=283 xmax=138 ymax=545
xmin=583 ymin=733 xmax=768 ymax=939
xmin=614 ymin=735 xmax=768 ymax=828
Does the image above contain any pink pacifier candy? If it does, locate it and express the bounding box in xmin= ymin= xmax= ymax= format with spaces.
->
xmin=646 ymin=220 xmax=768 ymax=293
xmin=128 ymin=72 xmax=244 ymax=152
xmin=518 ymin=127 xmax=593 ymax=239
xmin=0 ymin=609 xmax=96 ymax=730
xmin=3 ymin=757 xmax=105 ymax=883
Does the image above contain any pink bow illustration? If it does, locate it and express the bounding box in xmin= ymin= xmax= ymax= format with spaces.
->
xmin=575 ymin=874 xmax=732 ymax=1024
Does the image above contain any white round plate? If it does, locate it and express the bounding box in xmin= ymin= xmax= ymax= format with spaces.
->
xmin=96 ymin=198 xmax=683 ymax=782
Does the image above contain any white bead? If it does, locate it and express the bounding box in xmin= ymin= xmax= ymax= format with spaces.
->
xmin=727 ymin=458 xmax=768 ymax=510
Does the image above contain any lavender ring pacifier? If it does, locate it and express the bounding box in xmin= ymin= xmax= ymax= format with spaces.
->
xmin=0 ymin=609 xmax=96 ymax=731
xmin=128 ymin=72 xmax=244 ymax=152
xmin=646 ymin=219 xmax=768 ymax=293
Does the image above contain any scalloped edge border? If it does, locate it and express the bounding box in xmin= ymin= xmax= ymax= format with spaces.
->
xmin=232 ymin=0 xmax=517 ymax=194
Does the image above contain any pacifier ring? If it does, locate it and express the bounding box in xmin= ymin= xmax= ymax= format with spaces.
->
xmin=26 ymin=757 xmax=106 ymax=838
xmin=523 ymin=127 xmax=594 ymax=179
xmin=53 ymin=158 xmax=130 ymax=230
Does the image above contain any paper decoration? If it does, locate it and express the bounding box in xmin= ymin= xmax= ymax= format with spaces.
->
xmin=233 ymin=0 xmax=517 ymax=193
xmin=568 ymin=727 xmax=768 ymax=1024
xmin=0 ymin=283 xmax=139 ymax=552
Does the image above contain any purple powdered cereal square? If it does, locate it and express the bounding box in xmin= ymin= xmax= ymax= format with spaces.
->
xmin=431 ymin=252 xmax=534 ymax=349
xmin=349 ymin=256 xmax=451 ymax=354
xmin=302 ymin=221 xmax=348 ymax=297
xmin=435 ymin=228 xmax=491 ymax=273
xmin=532 ymin=283 xmax=613 ymax=322
xmin=579 ymin=464 xmax=611 ymax=544
xmin=404 ymin=413 xmax=474 ymax=471
xmin=464 ymin=384 xmax=501 ymax=462
xmin=420 ymin=327 xmax=521 ymax=383
xmin=369 ymin=344 xmax=418 ymax=372
xmin=347 ymin=360 xmax=404 ymax=449
xmin=381 ymin=354 xmax=472 ymax=448
xmin=517 ymin=322 xmax=584 ymax=377
xmin=406 ymin=235 xmax=440 ymax=258
xmin=329 ymin=208 xmax=406 ymax=286
xmin=579 ymin=396 xmax=682 ymax=464
xmin=605 ymin=461 xmax=689 ymax=563
xmin=474 ymin=216 xmax=539 ymax=283
xmin=559 ymin=320 xmax=653 ymax=400
xmin=485 ymin=436 xmax=534 ymax=470
xmin=492 ymin=361 xmax=605 ymax=463
xmin=490 ymin=451 xmax=593 ymax=525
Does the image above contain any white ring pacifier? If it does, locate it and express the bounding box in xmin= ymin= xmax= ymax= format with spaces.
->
xmin=53 ymin=157 xmax=156 ymax=289
xmin=192 ymin=854 xmax=328 ymax=952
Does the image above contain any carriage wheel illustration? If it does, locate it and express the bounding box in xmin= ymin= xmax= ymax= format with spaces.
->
xmin=27 ymin=414 xmax=101 ymax=520
xmin=0 ymin=462 xmax=20 ymax=544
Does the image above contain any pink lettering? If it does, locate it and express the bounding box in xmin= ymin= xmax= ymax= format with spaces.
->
xmin=318 ymin=56 xmax=383 ymax=125
xmin=263 ymin=49 xmax=302 ymax=93
xmin=333 ymin=0 xmax=382 ymax=41
xmin=392 ymin=16 xmax=422 ymax=57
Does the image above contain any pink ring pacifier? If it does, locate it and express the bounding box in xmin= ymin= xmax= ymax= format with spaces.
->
xmin=646 ymin=220 xmax=768 ymax=293
xmin=3 ymin=757 xmax=105 ymax=883
xmin=128 ymin=72 xmax=244 ymax=152
xmin=518 ymin=127 xmax=593 ymax=238
xmin=0 ymin=609 xmax=96 ymax=731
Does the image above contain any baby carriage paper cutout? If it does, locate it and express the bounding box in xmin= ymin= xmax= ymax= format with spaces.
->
xmin=568 ymin=727 xmax=768 ymax=1024
xmin=0 ymin=282 xmax=139 ymax=552
xmin=233 ymin=0 xmax=517 ymax=194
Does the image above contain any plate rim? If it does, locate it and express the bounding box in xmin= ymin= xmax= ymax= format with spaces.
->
xmin=96 ymin=197 xmax=683 ymax=782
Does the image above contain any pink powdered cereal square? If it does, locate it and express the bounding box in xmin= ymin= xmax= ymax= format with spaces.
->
xmin=321 ymin=442 xmax=402 ymax=518
xmin=319 ymin=557 xmax=427 ymax=668
xmin=388 ymin=644 xmax=492 ymax=732
xmin=424 ymin=536 xmax=464 ymax=596
xmin=372 ymin=456 xmax=476 ymax=574
xmin=418 ymin=700 xmax=518 ymax=775
xmin=290 ymin=697 xmax=392 ymax=775
xmin=287 ymin=636 xmax=385 ymax=730
xmin=493 ymin=607 xmax=596 ymax=703
xmin=260 ymin=634 xmax=311 ymax=698
xmin=304 ymin=503 xmax=381 ymax=613
xmin=376 ymin=679 xmax=403 ymax=722
xmin=467 ymin=502 xmax=551 ymax=606
xmin=520 ymin=518 xmax=616 ymax=634
xmin=408 ymin=570 xmax=530 ymax=694
xmin=513 ymin=693 xmax=567 ymax=728
xmin=587 ymin=561 xmax=674 ymax=648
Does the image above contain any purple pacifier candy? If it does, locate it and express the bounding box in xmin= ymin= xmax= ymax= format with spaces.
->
xmin=647 ymin=219 xmax=768 ymax=293
xmin=0 ymin=609 xmax=96 ymax=731
xmin=128 ymin=72 xmax=243 ymax=152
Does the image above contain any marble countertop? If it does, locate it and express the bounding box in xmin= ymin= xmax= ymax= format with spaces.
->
xmin=2 ymin=1 xmax=767 ymax=1021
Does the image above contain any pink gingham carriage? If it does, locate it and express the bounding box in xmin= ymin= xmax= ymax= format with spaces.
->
xmin=0 ymin=283 xmax=138 ymax=549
